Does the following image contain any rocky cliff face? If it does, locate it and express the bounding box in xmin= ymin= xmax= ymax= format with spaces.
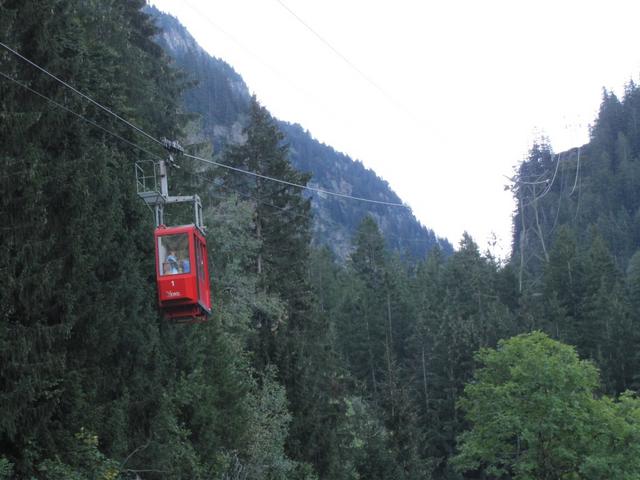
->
xmin=147 ymin=6 xmax=452 ymax=259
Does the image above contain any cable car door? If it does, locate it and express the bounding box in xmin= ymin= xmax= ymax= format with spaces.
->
xmin=195 ymin=235 xmax=208 ymax=309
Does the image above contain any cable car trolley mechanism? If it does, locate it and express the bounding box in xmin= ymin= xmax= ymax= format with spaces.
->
xmin=135 ymin=139 xmax=211 ymax=323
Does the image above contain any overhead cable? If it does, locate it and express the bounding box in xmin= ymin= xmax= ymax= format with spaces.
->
xmin=191 ymin=170 xmax=435 ymax=245
xmin=273 ymin=0 xmax=416 ymax=121
xmin=0 ymin=40 xmax=163 ymax=147
xmin=1 ymin=40 xmax=408 ymax=208
xmin=181 ymin=0 xmax=319 ymax=102
xmin=522 ymin=153 xmax=563 ymax=208
xmin=569 ymin=147 xmax=581 ymax=197
xmin=184 ymin=152 xmax=408 ymax=207
xmin=0 ymin=70 xmax=163 ymax=160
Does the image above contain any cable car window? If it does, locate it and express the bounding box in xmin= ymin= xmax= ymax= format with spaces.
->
xmin=158 ymin=233 xmax=190 ymax=276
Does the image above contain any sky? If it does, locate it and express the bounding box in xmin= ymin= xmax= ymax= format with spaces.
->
xmin=149 ymin=0 xmax=640 ymax=257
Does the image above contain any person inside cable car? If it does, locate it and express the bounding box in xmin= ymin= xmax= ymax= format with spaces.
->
xmin=166 ymin=250 xmax=179 ymax=274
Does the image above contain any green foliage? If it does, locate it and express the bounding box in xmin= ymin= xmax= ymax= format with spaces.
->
xmin=453 ymin=332 xmax=640 ymax=479
xmin=6 ymin=2 xmax=640 ymax=479
xmin=36 ymin=429 xmax=120 ymax=480
xmin=0 ymin=458 xmax=13 ymax=480
xmin=243 ymin=366 xmax=297 ymax=479
xmin=331 ymin=396 xmax=403 ymax=480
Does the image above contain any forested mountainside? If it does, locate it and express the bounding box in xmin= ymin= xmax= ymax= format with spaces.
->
xmin=512 ymin=84 xmax=640 ymax=284
xmin=148 ymin=6 xmax=450 ymax=260
xmin=149 ymin=7 xmax=251 ymax=152
xmin=4 ymin=2 xmax=640 ymax=480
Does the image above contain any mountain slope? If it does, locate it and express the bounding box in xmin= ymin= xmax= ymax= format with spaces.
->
xmin=148 ymin=6 xmax=452 ymax=259
xmin=511 ymin=84 xmax=640 ymax=284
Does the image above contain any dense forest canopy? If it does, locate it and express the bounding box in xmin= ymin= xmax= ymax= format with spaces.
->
xmin=2 ymin=1 xmax=640 ymax=479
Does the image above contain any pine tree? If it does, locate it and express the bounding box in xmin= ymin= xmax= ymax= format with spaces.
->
xmin=339 ymin=216 xmax=389 ymax=398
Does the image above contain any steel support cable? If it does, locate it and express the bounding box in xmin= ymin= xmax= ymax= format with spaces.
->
xmin=1 ymin=40 xmax=409 ymax=209
xmin=190 ymin=171 xmax=437 ymax=246
xmin=184 ymin=152 xmax=408 ymax=208
xmin=517 ymin=178 xmax=551 ymax=185
xmin=569 ymin=146 xmax=581 ymax=197
xmin=522 ymin=153 xmax=563 ymax=208
xmin=190 ymin=171 xmax=298 ymax=215
xmin=536 ymin=153 xmax=562 ymax=198
xmin=181 ymin=0 xmax=318 ymax=100
xmin=273 ymin=0 xmax=416 ymax=121
xmin=0 ymin=70 xmax=164 ymax=161
xmin=505 ymin=174 xmax=549 ymax=186
xmin=0 ymin=41 xmax=164 ymax=147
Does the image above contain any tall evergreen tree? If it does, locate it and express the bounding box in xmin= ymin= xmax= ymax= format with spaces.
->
xmin=221 ymin=98 xmax=342 ymax=477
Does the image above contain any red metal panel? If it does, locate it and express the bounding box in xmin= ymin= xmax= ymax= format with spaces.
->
xmin=158 ymin=274 xmax=197 ymax=303
xmin=202 ymin=241 xmax=211 ymax=311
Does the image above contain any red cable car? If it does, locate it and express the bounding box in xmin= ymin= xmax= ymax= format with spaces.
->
xmin=136 ymin=143 xmax=212 ymax=323
xmin=154 ymin=224 xmax=211 ymax=322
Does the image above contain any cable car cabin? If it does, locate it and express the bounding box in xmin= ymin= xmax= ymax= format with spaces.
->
xmin=154 ymin=224 xmax=211 ymax=323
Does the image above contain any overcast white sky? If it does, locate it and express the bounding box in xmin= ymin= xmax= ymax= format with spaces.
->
xmin=149 ymin=0 xmax=640 ymax=257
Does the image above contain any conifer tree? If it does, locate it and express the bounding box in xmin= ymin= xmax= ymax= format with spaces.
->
xmin=339 ymin=217 xmax=389 ymax=397
xmin=221 ymin=98 xmax=342 ymax=477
